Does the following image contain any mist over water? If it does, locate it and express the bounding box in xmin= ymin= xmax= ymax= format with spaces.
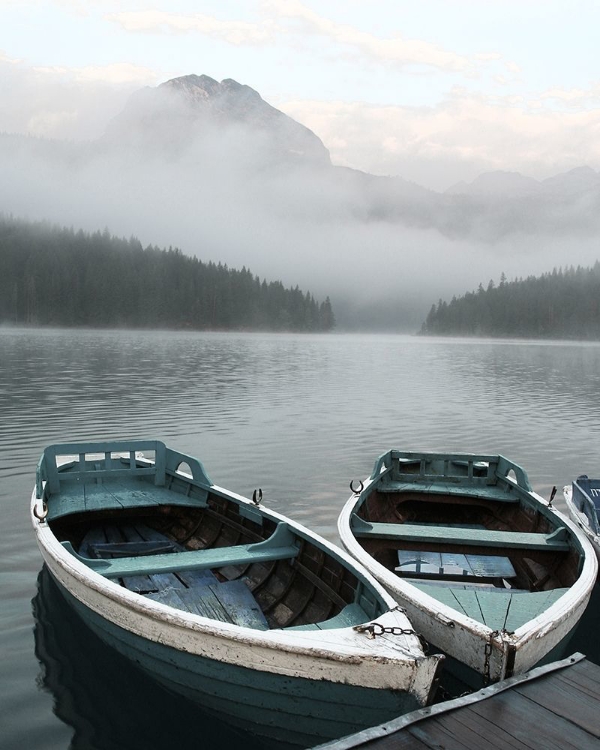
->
xmin=2 ymin=78 xmax=599 ymax=330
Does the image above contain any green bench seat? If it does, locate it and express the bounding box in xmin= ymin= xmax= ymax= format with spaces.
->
xmin=351 ymin=516 xmax=571 ymax=551
xmin=63 ymin=523 xmax=299 ymax=578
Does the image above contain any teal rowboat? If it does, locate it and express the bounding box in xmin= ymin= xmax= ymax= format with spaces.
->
xmin=338 ymin=451 xmax=597 ymax=689
xmin=31 ymin=441 xmax=443 ymax=748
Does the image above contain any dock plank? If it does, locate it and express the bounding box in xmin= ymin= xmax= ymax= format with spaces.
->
xmin=467 ymin=689 xmax=596 ymax=750
xmin=514 ymin=671 xmax=600 ymax=737
xmin=313 ymin=656 xmax=600 ymax=750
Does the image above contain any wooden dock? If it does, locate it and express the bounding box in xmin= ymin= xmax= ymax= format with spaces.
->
xmin=315 ymin=653 xmax=600 ymax=750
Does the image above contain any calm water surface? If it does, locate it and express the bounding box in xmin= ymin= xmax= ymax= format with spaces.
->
xmin=1 ymin=328 xmax=599 ymax=750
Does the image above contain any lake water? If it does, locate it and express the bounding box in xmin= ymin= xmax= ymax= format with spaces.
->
xmin=2 ymin=328 xmax=599 ymax=750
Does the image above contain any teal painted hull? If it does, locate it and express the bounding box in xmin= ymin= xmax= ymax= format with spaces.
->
xmin=55 ymin=577 xmax=421 ymax=748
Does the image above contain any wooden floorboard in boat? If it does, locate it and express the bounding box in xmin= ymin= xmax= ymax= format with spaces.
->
xmin=78 ymin=523 xmax=270 ymax=628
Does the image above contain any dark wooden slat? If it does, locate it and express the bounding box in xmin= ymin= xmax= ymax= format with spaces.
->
xmin=515 ymin=671 xmax=600 ymax=738
xmin=358 ymin=732 xmax=432 ymax=750
xmin=211 ymin=580 xmax=269 ymax=630
xmin=467 ymin=689 xmax=596 ymax=750
xmin=78 ymin=527 xmax=107 ymax=558
xmin=555 ymin=658 xmax=600 ymax=696
xmin=121 ymin=575 xmax=157 ymax=594
xmin=410 ymin=709 xmax=511 ymax=750
xmin=323 ymin=658 xmax=600 ymax=750
xmin=176 ymin=568 xmax=219 ymax=587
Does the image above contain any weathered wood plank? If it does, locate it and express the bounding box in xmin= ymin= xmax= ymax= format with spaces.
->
xmin=397 ymin=550 xmax=516 ymax=580
xmin=211 ymin=580 xmax=269 ymax=630
xmin=176 ymin=568 xmax=219 ymax=587
xmin=503 ymin=589 xmax=568 ymax=632
xmin=475 ymin=589 xmax=511 ymax=630
xmin=396 ymin=550 xmax=441 ymax=576
xmin=410 ymin=709 xmax=515 ymax=750
xmin=467 ymin=689 xmax=597 ymax=750
xmin=514 ymin=670 xmax=600 ymax=737
xmin=78 ymin=527 xmax=107 ymax=558
xmin=449 ymin=588 xmax=485 ymax=623
xmin=320 ymin=658 xmax=600 ymax=750
xmin=465 ymin=554 xmax=516 ymax=579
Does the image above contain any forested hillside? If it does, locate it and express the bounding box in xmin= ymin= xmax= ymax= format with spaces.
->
xmin=420 ymin=264 xmax=600 ymax=339
xmin=0 ymin=216 xmax=334 ymax=332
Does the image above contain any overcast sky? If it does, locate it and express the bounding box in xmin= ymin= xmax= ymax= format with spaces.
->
xmin=1 ymin=0 xmax=599 ymax=191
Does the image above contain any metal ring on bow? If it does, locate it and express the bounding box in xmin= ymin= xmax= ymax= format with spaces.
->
xmin=33 ymin=502 xmax=48 ymax=522
xmin=349 ymin=480 xmax=364 ymax=495
xmin=252 ymin=489 xmax=263 ymax=506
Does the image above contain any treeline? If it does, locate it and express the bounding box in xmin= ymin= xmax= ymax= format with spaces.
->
xmin=420 ymin=263 xmax=600 ymax=339
xmin=0 ymin=216 xmax=335 ymax=331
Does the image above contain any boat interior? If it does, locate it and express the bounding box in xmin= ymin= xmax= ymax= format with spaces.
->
xmin=352 ymin=488 xmax=582 ymax=632
xmin=52 ymin=499 xmax=383 ymax=632
xmin=42 ymin=443 xmax=383 ymax=633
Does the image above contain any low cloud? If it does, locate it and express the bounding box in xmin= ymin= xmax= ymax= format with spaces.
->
xmin=279 ymin=88 xmax=600 ymax=190
xmin=1 ymin=71 xmax=599 ymax=330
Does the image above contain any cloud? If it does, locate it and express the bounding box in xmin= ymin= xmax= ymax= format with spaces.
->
xmin=264 ymin=0 xmax=472 ymax=71
xmin=106 ymin=9 xmax=275 ymax=45
xmin=33 ymin=62 xmax=158 ymax=85
xmin=106 ymin=2 xmax=500 ymax=75
xmin=0 ymin=56 xmax=160 ymax=139
xmin=279 ymin=88 xmax=600 ymax=189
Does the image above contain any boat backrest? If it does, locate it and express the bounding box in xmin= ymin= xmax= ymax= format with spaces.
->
xmin=38 ymin=440 xmax=169 ymax=496
xmin=371 ymin=451 xmax=532 ymax=492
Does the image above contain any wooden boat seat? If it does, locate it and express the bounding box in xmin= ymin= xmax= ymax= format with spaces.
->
xmin=395 ymin=550 xmax=516 ymax=580
xmin=87 ymin=540 xmax=178 ymax=558
xmin=376 ymin=481 xmax=520 ymax=502
xmin=63 ymin=522 xmax=300 ymax=578
xmin=351 ymin=516 xmax=571 ymax=551
xmin=412 ymin=581 xmax=569 ymax=632
xmin=284 ymin=603 xmax=370 ymax=631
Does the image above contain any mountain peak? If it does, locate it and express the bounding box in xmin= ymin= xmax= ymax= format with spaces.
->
xmin=104 ymin=74 xmax=330 ymax=167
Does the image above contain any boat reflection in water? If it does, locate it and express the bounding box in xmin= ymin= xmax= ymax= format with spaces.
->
xmin=33 ymin=566 xmax=267 ymax=750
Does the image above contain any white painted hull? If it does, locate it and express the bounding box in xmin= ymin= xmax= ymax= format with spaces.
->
xmin=339 ymin=477 xmax=597 ymax=685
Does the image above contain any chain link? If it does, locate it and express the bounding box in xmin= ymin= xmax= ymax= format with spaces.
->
xmin=483 ymin=629 xmax=500 ymax=686
xmin=354 ymin=622 xmax=418 ymax=638
xmin=354 ymin=622 xmax=431 ymax=654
